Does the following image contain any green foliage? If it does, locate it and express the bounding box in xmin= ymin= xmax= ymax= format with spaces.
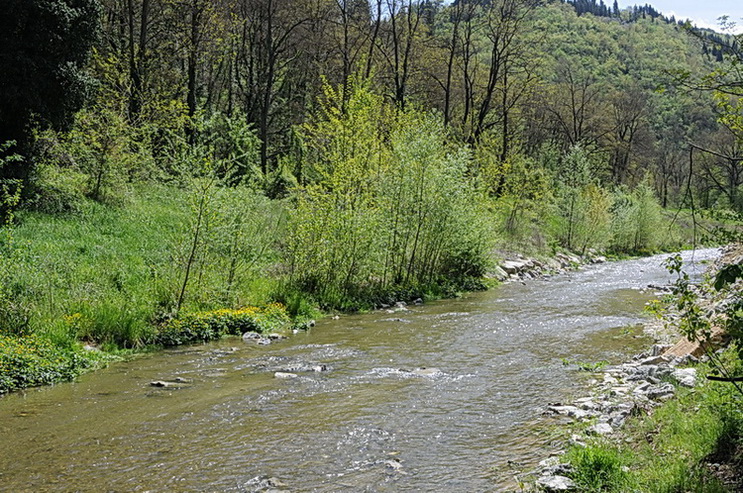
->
xmin=0 ymin=0 xmax=101 ymax=177
xmin=610 ymin=180 xmax=664 ymax=253
xmin=155 ymin=303 xmax=290 ymax=346
xmin=0 ymin=334 xmax=94 ymax=393
xmin=566 ymin=445 xmax=631 ymax=492
xmin=287 ymin=81 xmax=490 ymax=309
xmin=552 ymin=145 xmax=612 ymax=253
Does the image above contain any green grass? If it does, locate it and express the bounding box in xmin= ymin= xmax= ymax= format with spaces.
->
xmin=564 ymin=358 xmax=743 ymax=492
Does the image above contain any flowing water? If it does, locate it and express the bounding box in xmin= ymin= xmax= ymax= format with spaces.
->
xmin=0 ymin=249 xmax=717 ymax=492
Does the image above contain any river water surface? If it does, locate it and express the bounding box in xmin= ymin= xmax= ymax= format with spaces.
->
xmin=0 ymin=249 xmax=717 ymax=492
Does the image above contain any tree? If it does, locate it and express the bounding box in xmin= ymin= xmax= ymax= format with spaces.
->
xmin=0 ymin=0 xmax=101 ymax=180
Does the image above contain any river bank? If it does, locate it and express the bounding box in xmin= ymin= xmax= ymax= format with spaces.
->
xmin=0 ymin=250 xmax=690 ymax=491
xmin=526 ymin=245 xmax=743 ymax=492
xmin=0 ymin=245 xmax=608 ymax=395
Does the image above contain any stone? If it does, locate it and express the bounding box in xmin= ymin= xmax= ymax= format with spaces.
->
xmin=537 ymin=475 xmax=577 ymax=492
xmin=638 ymin=355 xmax=669 ymax=366
xmin=672 ymin=368 xmax=697 ymax=387
xmin=646 ymin=383 xmax=675 ymax=400
xmin=547 ymin=405 xmax=589 ymax=419
xmin=274 ymin=372 xmax=298 ymax=379
xmin=586 ymin=423 xmax=614 ymax=436
xmin=502 ymin=260 xmax=526 ymax=274
xmin=541 ymin=463 xmax=574 ymax=477
xmin=268 ymin=333 xmax=287 ymax=340
xmin=490 ymin=266 xmax=509 ymax=280
xmin=411 ymin=367 xmax=442 ymax=377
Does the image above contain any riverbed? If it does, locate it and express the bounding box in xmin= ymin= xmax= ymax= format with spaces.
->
xmin=0 ymin=249 xmax=717 ymax=492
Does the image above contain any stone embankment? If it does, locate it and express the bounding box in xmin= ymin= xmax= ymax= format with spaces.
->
xmin=491 ymin=251 xmax=607 ymax=283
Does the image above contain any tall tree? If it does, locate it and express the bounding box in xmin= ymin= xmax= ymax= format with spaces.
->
xmin=0 ymin=0 xmax=101 ymax=178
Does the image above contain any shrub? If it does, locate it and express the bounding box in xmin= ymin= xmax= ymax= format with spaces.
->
xmin=0 ymin=334 xmax=93 ymax=393
xmin=155 ymin=303 xmax=290 ymax=346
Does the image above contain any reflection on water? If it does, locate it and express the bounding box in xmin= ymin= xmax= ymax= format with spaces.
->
xmin=0 ymin=249 xmax=717 ymax=491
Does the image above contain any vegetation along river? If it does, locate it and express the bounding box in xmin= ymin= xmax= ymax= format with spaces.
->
xmin=0 ymin=249 xmax=717 ymax=492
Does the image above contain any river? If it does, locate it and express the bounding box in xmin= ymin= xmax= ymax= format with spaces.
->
xmin=0 ymin=249 xmax=717 ymax=492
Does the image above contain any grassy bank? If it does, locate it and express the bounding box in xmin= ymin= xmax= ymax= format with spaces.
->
xmin=562 ymin=354 xmax=743 ymax=492
xmin=0 ymin=176 xmax=704 ymax=394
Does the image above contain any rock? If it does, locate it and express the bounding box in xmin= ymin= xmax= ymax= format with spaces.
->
xmin=568 ymin=434 xmax=587 ymax=448
xmin=586 ymin=423 xmax=614 ymax=436
xmin=646 ymin=382 xmax=675 ymax=400
xmin=502 ymin=260 xmax=526 ymax=274
xmin=243 ymin=332 xmax=270 ymax=345
xmin=547 ymin=405 xmax=589 ymax=419
xmin=274 ymin=372 xmax=298 ymax=379
xmin=672 ymin=368 xmax=697 ymax=387
xmin=413 ymin=298 xmax=423 ymax=305
xmin=311 ymin=364 xmax=330 ymax=372
xmin=537 ymin=475 xmax=577 ymax=492
xmin=411 ymin=367 xmax=443 ymax=377
xmin=150 ymin=380 xmax=170 ymax=387
xmin=639 ymin=355 xmax=669 ymax=366
xmin=384 ymin=458 xmax=403 ymax=471
xmin=541 ymin=463 xmax=574 ymax=477
xmin=268 ymin=333 xmax=287 ymax=340
xmin=489 ymin=266 xmax=508 ymax=281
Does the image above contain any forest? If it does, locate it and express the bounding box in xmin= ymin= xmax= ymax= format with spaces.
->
xmin=0 ymin=0 xmax=742 ymax=381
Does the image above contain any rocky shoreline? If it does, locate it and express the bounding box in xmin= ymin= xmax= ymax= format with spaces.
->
xmin=528 ymin=246 xmax=731 ymax=492
xmin=490 ymin=251 xmax=608 ymax=284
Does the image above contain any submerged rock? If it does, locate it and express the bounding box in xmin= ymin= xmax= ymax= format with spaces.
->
xmin=274 ymin=372 xmax=298 ymax=379
xmin=411 ymin=367 xmax=443 ymax=377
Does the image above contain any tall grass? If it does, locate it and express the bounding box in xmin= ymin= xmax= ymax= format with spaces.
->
xmin=4 ymin=184 xmax=282 ymax=348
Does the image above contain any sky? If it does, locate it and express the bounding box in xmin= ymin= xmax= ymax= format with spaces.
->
xmin=619 ymin=0 xmax=743 ymax=33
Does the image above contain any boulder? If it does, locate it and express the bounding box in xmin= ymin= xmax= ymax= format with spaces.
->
xmin=502 ymin=260 xmax=526 ymax=274
xmin=646 ymin=382 xmax=675 ymax=400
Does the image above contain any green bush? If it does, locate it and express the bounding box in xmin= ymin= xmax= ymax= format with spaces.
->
xmin=155 ymin=303 xmax=290 ymax=346
xmin=286 ymin=81 xmax=491 ymax=309
xmin=0 ymin=334 xmax=93 ymax=393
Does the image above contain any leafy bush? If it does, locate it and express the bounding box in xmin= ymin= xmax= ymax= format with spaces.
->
xmin=155 ymin=303 xmax=290 ymax=346
xmin=286 ymin=81 xmax=491 ymax=309
xmin=0 ymin=334 xmax=93 ymax=393
xmin=610 ymin=180 xmax=664 ymax=253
